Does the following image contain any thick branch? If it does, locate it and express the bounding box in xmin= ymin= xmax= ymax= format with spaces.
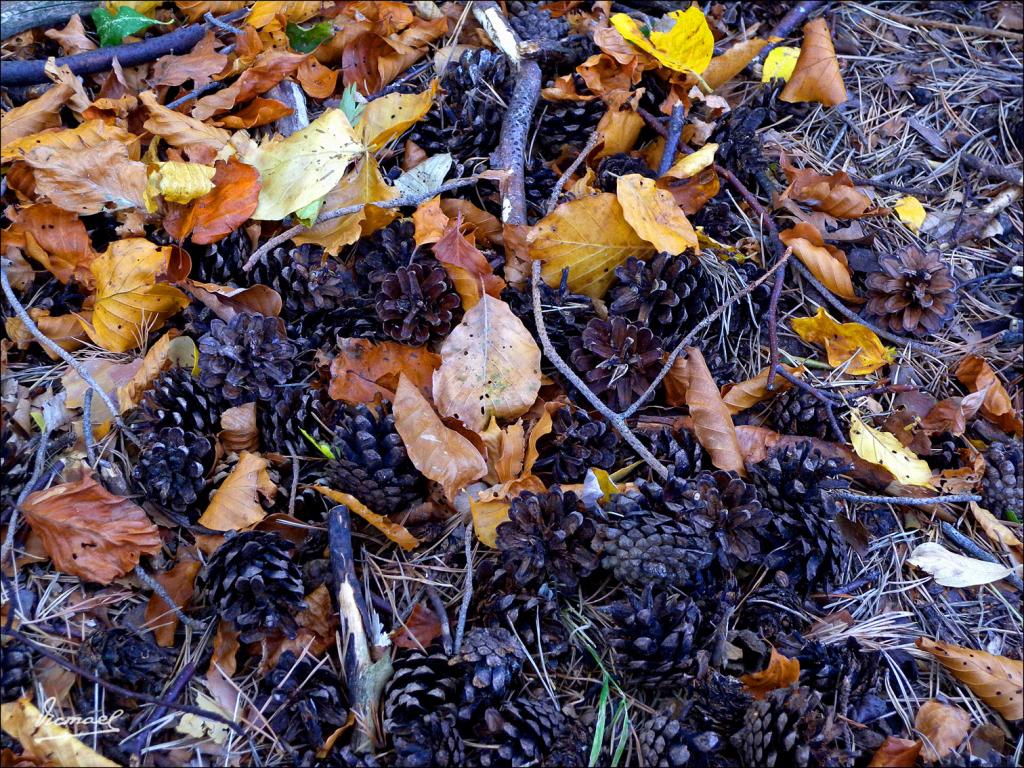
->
xmin=490 ymin=61 xmax=542 ymax=225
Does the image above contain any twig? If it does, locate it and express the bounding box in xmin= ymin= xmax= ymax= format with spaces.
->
xmin=960 ymin=154 xmax=1024 ymax=187
xmin=367 ymin=61 xmax=433 ymax=101
xmin=766 ymin=256 xmax=788 ymax=392
xmin=637 ymin=107 xmax=668 ymax=137
xmin=532 ymin=262 xmax=668 ymax=479
xmin=833 ymin=383 xmax=916 ymax=400
xmin=831 ymin=491 xmax=982 ymax=505
xmin=124 ymin=661 xmax=198 ymax=755
xmin=424 ymin=585 xmax=452 ymax=655
xmin=82 ymin=388 xmax=98 ymax=467
xmin=657 ymin=103 xmax=685 ymax=177
xmin=203 ymin=10 xmax=243 ymax=36
xmin=940 ymin=185 xmax=1023 ymax=249
xmin=941 ymin=522 xmax=1024 ymax=591
xmin=491 ymin=62 xmax=543 ymax=225
xmin=848 ymin=174 xmax=938 ymax=197
xmin=546 ymin=127 xmax=602 ymax=214
xmin=959 ymin=270 xmax=1019 ymax=288
xmin=868 ymin=8 xmax=1024 ymax=40
xmin=166 ymin=79 xmax=223 ymax=110
xmin=288 ymin=455 xmax=300 ymax=518
xmin=775 ymin=366 xmax=845 ymax=440
xmin=135 ymin=562 xmax=206 ymax=632
xmin=453 ymin=527 xmax=473 ymax=654
xmin=753 ymin=0 xmax=829 ymax=62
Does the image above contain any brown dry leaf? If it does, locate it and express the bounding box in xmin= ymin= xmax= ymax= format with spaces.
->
xmin=703 ymin=37 xmax=769 ymax=90
xmin=740 ymin=647 xmax=800 ymax=700
xmin=21 ymin=476 xmax=161 ymax=584
xmin=969 ymin=502 xmax=1023 ymax=566
xmin=955 ymin=356 xmax=1023 ymax=436
xmin=0 ymin=83 xmax=73 ymax=150
xmin=297 ymin=56 xmax=338 ymax=99
xmin=85 ymin=239 xmax=190 ymax=353
xmin=144 ymin=557 xmax=201 ymax=647
xmin=867 ymin=737 xmax=922 ymax=768
xmin=920 ymin=390 xmax=988 ymax=436
xmin=328 ymin=338 xmax=439 ymax=404
xmin=5 ymin=204 xmax=97 ymax=285
xmin=187 ymin=281 xmax=282 ymax=322
xmin=23 ymin=141 xmax=147 ymax=215
xmin=594 ymin=108 xmax=644 ymax=158
xmin=216 ymin=97 xmax=294 ymax=129
xmin=678 ymin=347 xmax=747 ymax=476
xmin=141 ymin=91 xmax=230 ymax=163
xmin=439 ymin=199 xmax=503 ymax=246
xmin=0 ymin=699 xmax=118 ymax=767
xmin=392 ymin=374 xmax=487 ymax=500
xmin=914 ymin=700 xmax=970 ymax=762
xmin=779 ymin=223 xmax=859 ymax=301
xmin=916 ymin=638 xmax=1024 ymax=721
xmin=5 ymin=308 xmax=89 ymax=358
xmin=781 ymin=161 xmax=873 ymax=219
xmin=391 ymin=603 xmax=443 ymax=649
xmin=412 ymin=196 xmax=449 ymax=246
xmin=192 ymin=50 xmax=307 ymax=121
xmin=1 ymin=119 xmax=137 ymax=164
xmin=152 ymin=30 xmax=227 ymax=88
xmin=63 ymin=357 xmax=143 ymax=438
xmin=616 ymin=174 xmax=698 ymax=255
xmin=528 ymin=192 xmax=655 ymax=298
xmin=433 ymin=295 xmax=542 ymax=433
xmin=358 ymin=81 xmax=437 ymax=150
xmin=220 ymin=402 xmax=259 ymax=453
xmin=260 ymin=584 xmax=339 ymax=672
xmin=721 ymin=365 xmax=804 ymax=414
xmin=44 ymin=61 xmax=92 ymax=116
xmin=313 ymin=486 xmax=419 ymax=550
xmin=198 ymin=451 xmax=276 ymax=531
xmin=432 ymin=221 xmax=506 ymax=309
xmin=247 ymin=0 xmax=323 ymax=28
xmin=663 ymin=167 xmax=720 ymax=215
xmin=45 ymin=14 xmax=97 ymax=56
xmin=780 ymin=18 xmax=847 ymax=106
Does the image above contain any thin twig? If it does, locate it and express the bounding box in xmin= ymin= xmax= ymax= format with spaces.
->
xmin=868 ymin=8 xmax=1024 ymax=40
xmin=453 ymin=527 xmax=473 ymax=654
xmin=124 ymin=661 xmax=198 ymax=755
xmin=203 ymin=10 xmax=243 ymax=35
xmin=637 ymin=107 xmax=668 ymax=137
xmin=135 ymin=562 xmax=206 ymax=631
xmin=1 ymin=424 xmax=52 ymax=569
xmin=546 ymin=127 xmax=602 ymax=214
xmin=831 ymin=491 xmax=982 ymax=505
xmin=82 ymin=388 xmax=98 ymax=467
xmin=657 ymin=103 xmax=685 ymax=177
xmin=425 ymin=585 xmax=452 ymax=655
xmin=766 ymin=255 xmax=789 ymax=392
xmin=775 ymin=365 xmax=845 ymax=440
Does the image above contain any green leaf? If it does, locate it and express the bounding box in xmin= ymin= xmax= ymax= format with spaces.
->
xmin=338 ymin=84 xmax=366 ymax=126
xmin=294 ymin=197 xmax=325 ymax=228
xmin=286 ymin=21 xmax=334 ymax=54
xmin=301 ymin=428 xmax=335 ymax=459
xmin=91 ymin=6 xmax=168 ymax=47
xmin=30 ymin=411 xmax=45 ymax=432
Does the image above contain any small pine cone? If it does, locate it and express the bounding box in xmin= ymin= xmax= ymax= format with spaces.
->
xmin=453 ymin=627 xmax=525 ymax=715
xmin=731 ymin=686 xmax=824 ymax=768
xmin=570 ymin=317 xmax=664 ymax=412
xmin=132 ymin=427 xmax=212 ymax=516
xmin=689 ymin=658 xmax=753 ymax=733
xmin=864 ymin=246 xmax=958 ymax=336
xmin=78 ymin=628 xmax=174 ymax=698
xmin=525 ymin=157 xmax=559 ymax=223
xmin=608 ymin=254 xmax=710 ymax=343
xmin=1 ymin=640 xmax=33 ymax=702
xmin=603 ymin=586 xmax=702 ymax=686
xmin=2 ymin=421 xmax=38 ymax=528
xmin=737 ymin=573 xmax=808 ymax=643
xmin=596 ymin=153 xmax=657 ymax=193
xmin=198 ymin=531 xmax=306 ymax=643
xmin=383 ymin=650 xmax=460 ymax=732
xmin=475 ymin=573 xmax=571 ymax=663
xmin=198 ymin=313 xmax=299 ymax=403
xmin=766 ymin=387 xmax=834 ymax=440
xmin=394 ymin=707 xmax=464 ymax=768
xmin=190 ymin=228 xmax=252 ymax=285
xmin=375 ymin=264 xmax=461 ymax=345
xmin=711 ymin=104 xmax=772 ymax=192
xmin=750 ymin=441 xmax=850 ymax=519
xmin=641 ymin=426 xmax=705 ymax=478
xmin=533 ymin=406 xmax=619 ymax=484
xmin=258 ymin=386 xmax=338 ymax=457
xmin=323 ymin=746 xmax=379 ymax=768
xmin=478 ymin=697 xmax=567 ymax=768
xmin=258 ymin=651 xmax=348 ymax=751
xmin=982 ymin=441 xmax=1022 ymax=519
xmin=326 ymin=403 xmax=423 ymax=516
xmin=637 ymin=704 xmax=724 ymax=768
xmin=133 ymin=367 xmax=223 ymax=440
xmin=508 ymin=3 xmax=569 ymax=40
xmin=352 ymin=220 xmax=422 ymax=289
xmin=495 ymin=489 xmax=599 ymax=594
xmin=535 ymin=98 xmax=605 ymax=159
xmin=798 ymin=638 xmax=881 ymax=714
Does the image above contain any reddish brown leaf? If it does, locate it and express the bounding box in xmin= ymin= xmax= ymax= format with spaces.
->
xmin=391 ymin=603 xmax=443 ymax=649
xmin=780 ymin=18 xmax=847 ymax=106
xmin=216 ymin=97 xmax=293 ymax=129
xmin=920 ymin=390 xmax=988 ymax=436
xmin=781 ymin=160 xmax=874 ymax=219
xmin=5 ymin=204 xmax=96 ymax=285
xmin=917 ymin=638 xmax=1023 ymax=721
xmin=433 ymin=221 xmax=506 ymax=309
xmin=662 ymin=167 xmax=720 ymax=216
xmin=438 ymin=199 xmax=503 ymax=246
xmin=0 ymin=83 xmax=73 ymax=149
xmin=44 ymin=14 xmax=97 ymax=56
xmin=188 ymin=158 xmax=262 ymax=244
xmin=151 ymin=30 xmax=227 ymax=89
xmin=144 ymin=557 xmax=201 ymax=647
xmin=867 ymin=737 xmax=922 ymax=768
xmin=955 ymin=355 xmax=1023 ymax=436
xmin=914 ymin=700 xmax=971 ymax=762
xmin=779 ymin=223 xmax=860 ymax=301
xmin=677 ymin=347 xmax=746 ymax=476
xmin=721 ymin=366 xmax=803 ymax=414
xmin=740 ymin=648 xmax=800 ymax=699
xmin=329 ymin=338 xmax=439 ymax=404
xmin=192 ymin=50 xmax=306 ymax=121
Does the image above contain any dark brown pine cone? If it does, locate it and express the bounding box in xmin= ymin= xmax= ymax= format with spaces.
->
xmin=453 ymin=627 xmax=525 ymax=717
xmin=736 ymin=573 xmax=808 ymax=643
xmin=257 ymin=651 xmax=348 ymax=752
xmin=475 ymin=563 xmax=571 ymax=663
xmin=478 ymin=696 xmax=567 ymax=768
xmin=352 ymin=220 xmax=423 ymax=288
xmin=508 ymin=2 xmax=570 ymax=40
xmin=524 ymin=157 xmax=559 ymax=223
xmin=189 ymin=228 xmax=252 ymax=284
xmin=132 ymin=426 xmax=212 ymax=517
xmin=383 ymin=649 xmax=459 ymax=733
xmin=766 ymin=387 xmax=834 ymax=440
xmin=132 ymin=367 xmax=223 ymax=441
xmin=608 ymin=253 xmax=710 ymax=343
xmin=731 ymin=686 xmax=825 ymax=768
xmin=688 ymin=654 xmax=753 ymax=733
xmin=596 ymin=153 xmax=657 ymax=193
xmin=394 ymin=707 xmax=464 ymax=768
xmin=533 ymin=406 xmax=619 ymax=484
xmin=198 ymin=313 xmax=298 ymax=403
xmin=641 ymin=426 xmax=706 ymax=478
xmin=864 ymin=246 xmax=958 ymax=336
xmin=982 ymin=440 xmax=1022 ymax=519
xmin=569 ymin=317 xmax=664 ymax=412
xmin=637 ymin=702 xmax=724 ymax=768
xmin=1 ymin=640 xmax=34 ymax=703
xmin=257 ymin=385 xmax=338 ymax=457
xmin=534 ymin=98 xmax=605 ymax=159
xmin=798 ymin=638 xmax=881 ymax=715
xmin=375 ymin=264 xmax=461 ymax=345
xmin=78 ymin=628 xmax=175 ymax=698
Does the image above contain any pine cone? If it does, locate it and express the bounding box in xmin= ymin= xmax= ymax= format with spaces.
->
xmin=712 ymin=102 xmax=772 ymax=194
xmin=1 ymin=640 xmax=33 ymax=703
xmin=394 ymin=708 xmax=464 ymax=768
xmin=569 ymin=317 xmax=664 ymax=412
xmin=525 ymin=157 xmax=559 ymax=223
xmin=609 ymin=254 xmax=710 ymax=344
xmin=982 ymin=441 xmax=1022 ymax=519
xmin=688 ymin=656 xmax=753 ymax=733
xmin=864 ymin=246 xmax=958 ymax=336
xmin=731 ymin=686 xmax=824 ymax=768
xmin=325 ymin=403 xmax=423 ymax=516
xmin=637 ymin=704 xmax=724 ymax=768
xmin=383 ymin=650 xmax=459 ymax=732
xmin=198 ymin=313 xmax=299 ymax=403
xmin=596 ymin=153 xmax=657 ymax=193
xmin=736 ymin=574 xmax=807 ymax=643
xmin=798 ymin=638 xmax=881 ymax=715
xmin=198 ymin=531 xmax=306 ymax=643
xmin=353 ymin=220 xmax=422 ymax=289
xmin=478 ymin=697 xmax=567 ymax=768
xmin=503 ymin=268 xmax=592 ymax=360
xmin=190 ymin=228 xmax=252 ymax=284
xmin=508 ymin=3 xmax=569 ymax=40
xmin=258 ymin=386 xmax=338 ymax=457
xmin=475 ymin=565 xmax=571 ymax=662
xmin=258 ymin=651 xmax=348 ymax=752
xmin=641 ymin=426 xmax=706 ymax=478
xmin=603 ymin=586 xmax=702 ymax=687
xmin=533 ymin=406 xmax=619 ymax=484
xmin=132 ymin=426 xmax=212 ymax=517
xmin=77 ymin=628 xmax=174 ymax=698
xmin=2 ymin=421 xmax=38 ymax=528
xmin=495 ymin=489 xmax=598 ymax=593
xmin=766 ymin=387 xmax=834 ymax=440
xmin=535 ymin=98 xmax=605 ymax=159
xmin=132 ymin=367 xmax=223 ymax=440
xmin=375 ymin=264 xmax=461 ymax=345
xmin=453 ymin=627 xmax=525 ymax=716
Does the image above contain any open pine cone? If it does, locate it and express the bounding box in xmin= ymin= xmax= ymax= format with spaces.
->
xmin=569 ymin=317 xmax=664 ymax=412
xmin=375 ymin=264 xmax=461 ymax=345
xmin=864 ymin=246 xmax=957 ymax=336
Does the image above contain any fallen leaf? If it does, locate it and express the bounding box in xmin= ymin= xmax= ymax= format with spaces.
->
xmin=791 ymin=307 xmax=894 ymax=375
xmin=394 ymin=154 xmax=453 ymax=199
xmin=740 ymin=647 xmax=800 ymax=700
xmin=144 ymin=558 xmax=201 ymax=646
xmin=850 ymin=412 xmax=934 ymax=488
xmin=43 ymin=61 xmax=92 ymax=115
xmin=198 ymin=452 xmax=277 ymax=531
xmin=969 ymin=502 xmax=1022 ymax=566
xmin=297 ymin=56 xmax=338 ymax=98
xmin=151 ymin=30 xmax=226 ymax=88
xmin=0 ymin=699 xmax=118 ymax=767
xmin=391 ymin=602 xmax=443 ymax=649
xmin=920 ymin=390 xmax=988 ymax=436
xmin=908 ymin=542 xmax=1014 ymax=587
xmin=616 ymin=174 xmax=698 ymax=255
xmin=762 ymin=46 xmax=800 ymax=82
xmin=247 ymin=0 xmax=322 ymax=28
xmin=780 ymin=224 xmax=860 ymax=301
xmin=433 ymin=295 xmax=542 ymax=433
xmin=916 ymin=638 xmax=1023 ymax=722
xmin=432 ymin=221 xmax=505 ymax=309
xmin=780 ymin=18 xmax=847 ymax=106
xmin=219 ymin=402 xmax=259 ymax=453
xmin=439 ymin=199 xmax=503 ymax=246
xmin=23 ymin=140 xmax=147 ymax=215
xmin=185 ymin=157 xmax=262 ymax=244
xmin=471 ymin=497 xmax=510 ymax=548
xmin=894 ymin=195 xmax=927 ymax=232
xmin=186 ymin=281 xmax=282 ymax=321
xmin=663 ymin=143 xmax=718 ymax=180
xmin=313 ymin=486 xmax=419 ymax=550
xmin=610 ymin=7 xmax=714 ymax=74
xmin=5 ymin=204 xmax=96 ymax=285
xmin=678 ymin=347 xmax=746 ymax=476
xmin=663 ymin=167 xmax=721 ymax=215
xmin=145 ymin=161 xmax=216 ymax=210
xmin=45 ymin=14 xmax=98 ymax=56
xmin=594 ymin=108 xmax=644 ymax=158
xmin=955 ymin=356 xmax=1023 ymax=436
xmin=528 ymin=193 xmax=655 ymax=298
xmin=117 ymin=334 xmax=195 ymax=410
xmin=5 ymin=308 xmax=89 ymax=358
xmin=91 ymin=5 xmax=167 ymax=46
xmin=704 ymin=38 xmax=769 ymax=90
xmin=216 ymin=97 xmax=294 ymax=129
xmin=328 ymin=338 xmax=439 ymax=404
xmin=21 ymin=475 xmax=161 ymax=584
xmin=412 ymin=196 xmax=449 ymax=246
xmin=914 ymin=700 xmax=971 ymax=762
xmin=63 ymin=356 xmax=143 ymax=437
xmin=141 ymin=91 xmax=230 ymax=163
xmin=721 ymin=365 xmax=803 ymax=414
xmin=0 ymin=83 xmax=74 ymax=150
xmin=192 ymin=49 xmax=307 ymax=121
xmin=392 ymin=374 xmax=487 ymax=500
xmin=1 ymin=118 xmax=136 ymax=164
xmin=358 ymin=81 xmax=437 ymax=150
xmin=781 ymin=164 xmax=873 ymax=219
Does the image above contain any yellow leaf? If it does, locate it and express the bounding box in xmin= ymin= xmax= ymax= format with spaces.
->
xmin=894 ymin=195 xmax=926 ymax=232
xmin=251 ymin=108 xmax=362 ymax=220
xmin=0 ymin=699 xmax=119 ymax=767
xmin=197 ymin=452 xmax=276 ymax=531
xmin=471 ymin=497 xmax=510 ymax=548
xmin=145 ymin=161 xmax=216 ymax=211
xmin=791 ymin=307 xmax=894 ymax=375
xmin=849 ymin=412 xmax=933 ymax=487
xmin=358 ymin=81 xmax=437 ymax=151
xmin=704 ymin=38 xmax=769 ymax=90
xmin=528 ymin=192 xmax=654 ymax=297
xmin=610 ymin=8 xmax=714 ymax=74
xmin=616 ymin=174 xmax=698 ymax=255
xmin=85 ymin=239 xmax=190 ymax=353
xmin=247 ymin=0 xmax=323 ymax=28
xmin=663 ymin=143 xmax=718 ymax=180
xmin=762 ymin=46 xmax=800 ymax=82
xmin=433 ymin=295 xmax=542 ymax=433
xmin=313 ymin=486 xmax=419 ymax=550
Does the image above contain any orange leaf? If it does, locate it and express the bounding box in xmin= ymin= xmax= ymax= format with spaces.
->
xmin=780 ymin=18 xmax=847 ymax=106
xmin=216 ymin=97 xmax=294 ymax=129
xmin=144 ymin=558 xmax=200 ymax=647
xmin=471 ymin=497 xmax=511 ymax=548
xmin=0 ymin=83 xmax=73 ymax=149
xmin=391 ymin=603 xmax=443 ymax=649
xmin=23 ymin=140 xmax=147 ymax=215
xmin=297 ymin=55 xmax=338 ymax=99
xmin=187 ymin=281 xmax=282 ymax=321
xmin=616 ymin=173 xmax=698 ymax=255
xmin=867 ymin=737 xmax=922 ymax=768
xmin=328 ymin=338 xmax=439 ymax=404
xmin=140 ymin=91 xmax=230 ymax=163
xmin=21 ymin=476 xmax=161 ymax=584
xmin=914 ymin=700 xmax=970 ymax=762
xmin=703 ymin=37 xmax=769 ymax=90
xmin=192 ymin=50 xmax=307 ymax=121
xmin=188 ymin=157 xmax=262 ymax=244
xmin=313 ymin=486 xmax=419 ymax=550
xmin=781 ymin=160 xmax=873 ymax=219
xmin=438 ymin=199 xmax=503 ymax=246
xmin=955 ymin=356 xmax=1023 ymax=436
xmin=5 ymin=308 xmax=89 ymax=358
xmin=678 ymin=347 xmax=746 ymax=476
xmin=779 ymin=223 xmax=859 ymax=301
xmin=662 ymin=167 xmax=720 ymax=216
xmin=412 ymin=196 xmax=449 ymax=246
xmin=721 ymin=365 xmax=804 ymax=414
xmin=5 ymin=204 xmax=96 ymax=285
xmin=44 ymin=14 xmax=98 ymax=56
xmin=916 ymin=638 xmax=1023 ymax=721
xmin=198 ymin=452 xmax=277 ymax=531
xmin=151 ymin=30 xmax=227 ymax=89
xmin=432 ymin=221 xmax=505 ymax=309
xmin=740 ymin=647 xmax=800 ymax=699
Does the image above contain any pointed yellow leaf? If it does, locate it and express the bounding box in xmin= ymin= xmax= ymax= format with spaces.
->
xmin=762 ymin=46 xmax=801 ymax=82
xmin=358 ymin=81 xmax=437 ymax=151
xmin=664 ymin=143 xmax=718 ymax=180
xmin=610 ymin=8 xmax=714 ymax=74
xmin=791 ymin=307 xmax=895 ymax=375
xmin=616 ymin=173 xmax=698 ymax=255
xmin=894 ymin=195 xmax=926 ymax=232
xmin=849 ymin=412 xmax=934 ymax=488
xmin=0 ymin=699 xmax=119 ymax=767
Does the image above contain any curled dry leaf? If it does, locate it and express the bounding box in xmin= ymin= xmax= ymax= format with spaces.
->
xmin=144 ymin=556 xmax=201 ymax=647
xmin=313 ymin=486 xmax=419 ymax=551
xmin=920 ymin=389 xmax=988 ymax=436
xmin=187 ymin=280 xmax=283 ymax=321
xmin=216 ymin=97 xmax=294 ymax=129
xmin=663 ymin=143 xmax=718 ymax=181
xmin=329 ymin=338 xmax=439 ymax=405
xmin=740 ymin=647 xmax=800 ymax=700
xmin=44 ymin=14 xmax=98 ymax=56
xmin=969 ymin=502 xmax=1022 ymax=566
xmin=850 ymin=412 xmax=934 ymax=488
xmin=780 ymin=18 xmax=847 ymax=106
xmin=197 ymin=451 xmax=277 ymax=531
xmin=914 ymin=700 xmax=970 ymax=762
xmin=433 ymin=295 xmax=542 ymax=433
xmin=63 ymin=355 xmax=143 ymax=437
xmin=955 ymin=355 xmax=1024 ymax=436
xmin=471 ymin=497 xmax=511 ymax=549
xmin=392 ymin=373 xmax=487 ymax=501
xmin=192 ymin=49 xmax=307 ymax=121
xmin=780 ymin=224 xmax=859 ymax=301
xmin=140 ymin=91 xmax=230 ymax=163
xmin=0 ymin=83 xmax=73 ymax=149
xmin=432 ymin=221 xmax=505 ymax=309
xmin=5 ymin=308 xmax=89 ymax=358
xmin=5 ymin=203 xmax=97 ymax=285
xmin=21 ymin=475 xmax=162 ymax=584
xmin=703 ymin=38 xmax=769 ymax=90
xmin=151 ymin=30 xmax=226 ymax=88
xmin=0 ymin=699 xmax=118 ymax=768
xmin=663 ymin=167 xmax=720 ymax=215
xmin=23 ymin=140 xmax=148 ymax=215
xmin=867 ymin=736 xmax=922 ymax=768
xmin=791 ymin=307 xmax=894 ymax=375
xmin=781 ymin=161 xmax=873 ymax=219
xmin=721 ymin=365 xmax=804 ymax=414
xmin=908 ymin=542 xmax=1014 ymax=588
xmin=594 ymin=108 xmax=644 ymax=158
xmin=439 ymin=200 xmax=503 ymax=246
xmin=916 ymin=638 xmax=1024 ymax=721
xmin=145 ymin=161 xmax=216 ymax=210
xmin=412 ymin=196 xmax=449 ymax=246
xmin=676 ymin=347 xmax=746 ymax=476
xmin=616 ymin=174 xmax=698 ymax=255
xmin=219 ymin=402 xmax=259 ymax=453
xmin=391 ymin=602 xmax=443 ymax=649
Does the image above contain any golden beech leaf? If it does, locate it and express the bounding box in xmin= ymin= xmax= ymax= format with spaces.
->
xmin=392 ymin=373 xmax=487 ymax=501
xmin=616 ymin=174 xmax=698 ymax=255
xmin=677 ymin=347 xmax=746 ymax=476
xmin=763 ymin=46 xmax=801 ymax=82
xmin=247 ymin=0 xmax=323 ymax=28
xmin=610 ymin=7 xmax=714 ymax=74
xmin=791 ymin=307 xmax=894 ymax=375
xmin=721 ymin=365 xmax=804 ymax=414
xmin=849 ymin=412 xmax=934 ymax=488
xmin=140 ymin=91 xmax=230 ymax=162
xmin=23 ymin=140 xmax=148 ymax=215
xmin=2 ymin=119 xmax=136 ymax=164
xmin=955 ymin=355 xmax=1024 ymax=436
xmin=313 ymin=487 xmax=419 ymax=550
xmin=358 ymin=81 xmax=437 ymax=151
xmin=21 ymin=475 xmax=161 ymax=584
xmin=969 ymin=502 xmax=1022 ymax=566
xmin=471 ymin=497 xmax=510 ymax=548
xmin=144 ymin=557 xmax=200 ymax=647
xmin=328 ymin=338 xmax=439 ymax=405
xmin=145 ymin=161 xmax=216 ymax=210
xmin=780 ymin=18 xmax=847 ymax=106
xmin=0 ymin=699 xmax=119 ymax=767
xmin=116 ymin=333 xmax=195 ymax=411
xmin=198 ymin=451 xmax=277 ymax=531
xmin=594 ymin=108 xmax=644 ymax=158
xmin=779 ymin=223 xmax=860 ymax=301
xmin=894 ymin=195 xmax=927 ymax=232
xmin=663 ymin=143 xmax=718 ymax=180
xmin=432 ymin=295 xmax=542 ymax=433
xmin=412 ymin=196 xmax=449 ymax=245
xmin=85 ymin=239 xmax=190 ymax=353
xmin=916 ymin=638 xmax=1024 ymax=722
xmin=528 ymin=192 xmax=655 ymax=298
xmin=867 ymin=737 xmax=922 ymax=768
xmin=703 ymin=37 xmax=769 ymax=90
xmin=740 ymin=648 xmax=800 ymax=700
xmin=781 ymin=162 xmax=873 ymax=219
xmin=0 ymin=83 xmax=73 ymax=150
xmin=914 ymin=700 xmax=971 ymax=762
